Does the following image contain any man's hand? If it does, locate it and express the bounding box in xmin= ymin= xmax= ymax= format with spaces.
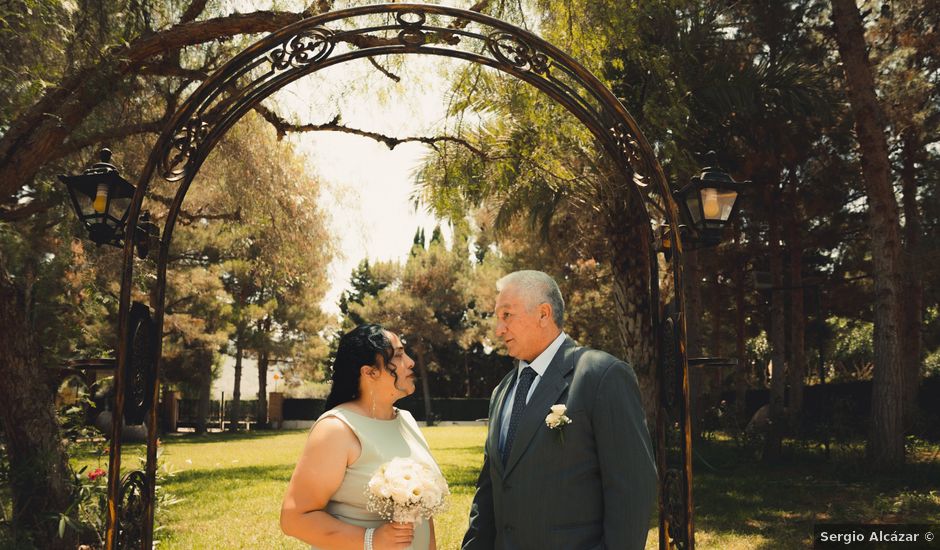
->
xmin=374 ymin=522 xmax=415 ymax=550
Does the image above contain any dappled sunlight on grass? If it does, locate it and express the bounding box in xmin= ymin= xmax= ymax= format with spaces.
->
xmin=690 ymin=435 xmax=940 ymax=549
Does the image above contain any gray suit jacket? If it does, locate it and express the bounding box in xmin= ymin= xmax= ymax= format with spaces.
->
xmin=462 ymin=337 xmax=657 ymax=550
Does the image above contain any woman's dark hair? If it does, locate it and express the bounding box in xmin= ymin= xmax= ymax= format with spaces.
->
xmin=324 ymin=324 xmax=397 ymax=410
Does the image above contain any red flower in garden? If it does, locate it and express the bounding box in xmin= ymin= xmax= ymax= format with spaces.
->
xmin=88 ymin=468 xmax=106 ymax=481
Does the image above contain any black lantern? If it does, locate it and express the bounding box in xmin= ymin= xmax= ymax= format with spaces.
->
xmin=675 ymin=152 xmax=747 ymax=247
xmin=59 ymin=148 xmax=157 ymax=258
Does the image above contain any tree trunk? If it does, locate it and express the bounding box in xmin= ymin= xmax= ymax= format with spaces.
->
xmin=605 ymin=194 xmax=657 ymax=430
xmin=257 ymin=348 xmax=269 ymax=428
xmin=831 ymin=0 xmax=906 ymax=469
xmin=899 ymin=128 xmax=924 ymax=430
xmin=683 ymin=249 xmax=704 ymax=358
xmin=414 ymin=347 xmax=435 ymax=426
xmin=813 ymin=285 xmax=828 ymax=385
xmin=763 ymin=175 xmax=787 ymax=462
xmin=0 ymin=265 xmax=76 ymax=548
xmin=705 ymin=272 xmax=725 ymax=432
xmin=257 ymin=316 xmax=273 ymax=428
xmin=787 ymin=205 xmax=806 ymax=431
xmin=734 ymin=229 xmax=749 ymax=429
xmin=230 ymin=335 xmax=243 ymax=431
xmin=465 ymin=354 xmax=471 ymax=398
xmin=195 ymin=348 xmax=212 ymax=435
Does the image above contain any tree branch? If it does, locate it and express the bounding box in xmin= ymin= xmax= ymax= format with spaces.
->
xmin=148 ymin=192 xmax=242 ymax=224
xmin=56 ymin=120 xmax=167 ymax=160
xmin=180 ymin=0 xmax=209 ymax=24
xmin=126 ymin=11 xmax=313 ymax=63
xmin=0 ymin=3 xmax=495 ymax=202
xmin=138 ymin=60 xmax=209 ymax=80
xmin=0 ymin=199 xmax=58 ymax=222
xmin=368 ymin=58 xmax=401 ymax=82
xmin=253 ymin=104 xmax=487 ymax=157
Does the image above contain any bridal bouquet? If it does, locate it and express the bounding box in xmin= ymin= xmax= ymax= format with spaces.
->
xmin=366 ymin=457 xmax=449 ymax=524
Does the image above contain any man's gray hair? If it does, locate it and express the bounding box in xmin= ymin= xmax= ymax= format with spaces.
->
xmin=496 ymin=270 xmax=565 ymax=327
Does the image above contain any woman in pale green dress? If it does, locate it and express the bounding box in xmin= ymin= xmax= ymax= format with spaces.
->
xmin=281 ymin=324 xmax=440 ymax=550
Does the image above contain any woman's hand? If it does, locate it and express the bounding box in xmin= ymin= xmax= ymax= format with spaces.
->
xmin=373 ymin=522 xmax=414 ymax=550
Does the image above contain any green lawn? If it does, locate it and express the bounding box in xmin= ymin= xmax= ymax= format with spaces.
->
xmin=73 ymin=426 xmax=490 ymax=549
xmin=71 ymin=428 xmax=940 ymax=549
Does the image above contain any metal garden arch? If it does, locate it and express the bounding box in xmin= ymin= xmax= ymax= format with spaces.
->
xmin=106 ymin=4 xmax=695 ymax=549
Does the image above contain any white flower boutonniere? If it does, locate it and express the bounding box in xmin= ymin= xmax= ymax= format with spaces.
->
xmin=545 ymin=404 xmax=573 ymax=443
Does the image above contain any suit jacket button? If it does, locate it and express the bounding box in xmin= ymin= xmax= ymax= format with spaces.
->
xmin=503 ymin=482 xmax=511 ymax=490
xmin=504 ymin=524 xmax=513 ymax=532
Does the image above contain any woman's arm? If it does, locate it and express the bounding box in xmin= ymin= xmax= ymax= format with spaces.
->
xmin=280 ymin=417 xmax=367 ymax=549
xmin=281 ymin=418 xmax=415 ymax=549
xmin=428 ymin=518 xmax=436 ymax=550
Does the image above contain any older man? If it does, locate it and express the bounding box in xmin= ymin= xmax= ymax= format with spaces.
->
xmin=463 ymin=270 xmax=657 ymax=550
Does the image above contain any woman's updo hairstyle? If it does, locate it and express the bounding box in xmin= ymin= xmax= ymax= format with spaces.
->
xmin=324 ymin=324 xmax=395 ymax=410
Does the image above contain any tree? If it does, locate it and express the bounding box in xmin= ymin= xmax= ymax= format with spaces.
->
xmin=339 ymin=259 xmax=392 ymax=326
xmin=351 ymin=227 xmax=472 ymax=424
xmin=160 ymin=266 xmax=230 ymax=434
xmin=868 ymin=0 xmax=940 ymax=428
xmin=189 ymin=114 xmax=334 ymax=429
xmin=0 ymin=267 xmax=77 ymax=549
xmin=831 ymin=0 xmax=906 ymax=468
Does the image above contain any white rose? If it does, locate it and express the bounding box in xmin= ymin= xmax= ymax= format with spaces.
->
xmin=421 ymin=482 xmax=440 ymax=504
xmin=391 ymin=484 xmax=411 ymax=503
xmin=550 ymin=404 xmax=567 ymax=416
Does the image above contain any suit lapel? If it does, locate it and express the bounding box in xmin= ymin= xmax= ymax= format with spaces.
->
xmin=487 ymin=366 xmax=517 ymax=477
xmin=503 ymin=337 xmax=577 ymax=478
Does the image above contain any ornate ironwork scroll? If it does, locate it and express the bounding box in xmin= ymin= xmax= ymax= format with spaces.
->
xmin=487 ymin=32 xmax=549 ymax=73
xmin=123 ymin=302 xmax=156 ymax=425
xmin=111 ymin=3 xmax=693 ymax=549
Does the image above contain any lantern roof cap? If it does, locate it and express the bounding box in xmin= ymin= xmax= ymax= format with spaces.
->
xmin=57 ymin=148 xmax=135 ymax=199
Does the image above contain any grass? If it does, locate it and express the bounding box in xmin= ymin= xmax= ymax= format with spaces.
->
xmin=688 ymin=435 xmax=940 ymax=549
xmin=71 ymin=426 xmax=489 ymax=549
xmin=69 ymin=429 xmax=940 ymax=549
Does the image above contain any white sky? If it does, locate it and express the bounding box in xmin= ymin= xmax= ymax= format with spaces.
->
xmin=274 ymin=55 xmax=461 ymax=316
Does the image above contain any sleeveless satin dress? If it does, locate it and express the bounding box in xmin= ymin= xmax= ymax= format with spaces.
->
xmin=310 ymin=407 xmax=438 ymax=550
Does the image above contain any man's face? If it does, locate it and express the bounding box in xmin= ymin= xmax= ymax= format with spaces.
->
xmin=494 ymin=286 xmax=547 ymax=362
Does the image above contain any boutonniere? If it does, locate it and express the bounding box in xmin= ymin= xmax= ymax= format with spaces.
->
xmin=545 ymin=404 xmax=573 ymax=443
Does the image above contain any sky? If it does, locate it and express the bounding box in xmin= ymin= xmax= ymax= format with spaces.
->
xmin=275 ymin=55 xmax=462 ymax=316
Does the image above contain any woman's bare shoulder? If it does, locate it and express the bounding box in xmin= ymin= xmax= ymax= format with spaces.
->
xmin=308 ymin=414 xmax=357 ymax=445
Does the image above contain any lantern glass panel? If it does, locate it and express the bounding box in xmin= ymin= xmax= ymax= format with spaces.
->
xmin=717 ymin=189 xmax=737 ymax=221
xmin=74 ymin=188 xmax=95 ymax=218
xmin=700 ymin=188 xmax=721 ymax=220
xmin=685 ymin=193 xmax=702 ymax=224
xmin=109 ymin=195 xmax=132 ymax=224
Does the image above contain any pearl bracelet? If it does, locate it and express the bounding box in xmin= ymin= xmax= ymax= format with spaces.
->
xmin=364 ymin=527 xmax=375 ymax=550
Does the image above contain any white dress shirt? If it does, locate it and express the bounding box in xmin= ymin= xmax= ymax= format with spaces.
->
xmin=499 ymin=331 xmax=568 ymax=450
